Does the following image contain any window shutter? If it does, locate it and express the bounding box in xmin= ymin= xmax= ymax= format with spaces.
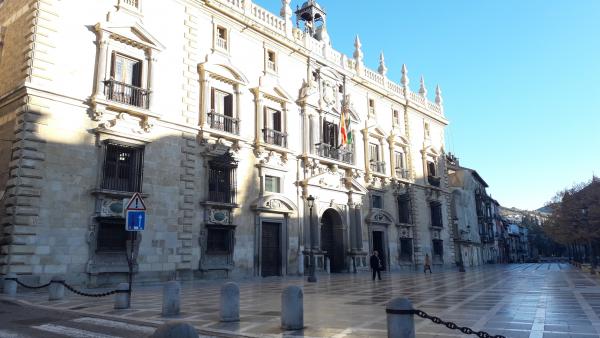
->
xmin=224 ymin=93 xmax=233 ymax=117
xmin=132 ymin=61 xmax=142 ymax=87
xmin=210 ymin=88 xmax=215 ymax=110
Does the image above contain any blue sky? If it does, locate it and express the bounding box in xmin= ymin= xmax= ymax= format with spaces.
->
xmin=255 ymin=0 xmax=600 ymax=210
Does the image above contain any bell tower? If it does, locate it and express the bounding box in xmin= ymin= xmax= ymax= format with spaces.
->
xmin=295 ymin=0 xmax=328 ymax=42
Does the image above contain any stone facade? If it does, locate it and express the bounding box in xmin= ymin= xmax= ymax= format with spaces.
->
xmin=0 ymin=0 xmax=454 ymax=284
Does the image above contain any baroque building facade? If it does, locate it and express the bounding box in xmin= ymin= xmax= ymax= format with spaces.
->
xmin=0 ymin=0 xmax=454 ymax=284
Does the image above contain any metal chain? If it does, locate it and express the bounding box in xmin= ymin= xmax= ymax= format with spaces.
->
xmin=414 ymin=310 xmax=505 ymax=338
xmin=8 ymin=278 xmax=52 ymax=290
xmin=5 ymin=277 xmax=120 ymax=297
xmin=59 ymin=281 xmax=120 ymax=298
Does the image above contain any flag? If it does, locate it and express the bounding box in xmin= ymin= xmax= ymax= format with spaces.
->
xmin=339 ymin=105 xmax=348 ymax=146
xmin=346 ymin=115 xmax=353 ymax=145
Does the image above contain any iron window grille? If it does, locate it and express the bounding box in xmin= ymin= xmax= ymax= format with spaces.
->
xmin=96 ymin=217 xmax=127 ymax=253
xmin=101 ymin=142 xmax=144 ymax=192
xmin=206 ymin=227 xmax=232 ymax=254
xmin=208 ymin=153 xmax=238 ymax=204
xmin=430 ymin=201 xmax=443 ymax=228
xmin=400 ymin=238 xmax=413 ymax=261
xmin=398 ymin=194 xmax=412 ymax=224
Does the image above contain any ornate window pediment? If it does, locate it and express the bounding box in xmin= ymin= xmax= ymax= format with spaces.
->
xmin=252 ymin=195 xmax=297 ymax=214
xmin=366 ymin=209 xmax=394 ymax=225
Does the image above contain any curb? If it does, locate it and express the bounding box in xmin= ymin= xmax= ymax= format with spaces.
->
xmin=0 ymin=295 xmax=259 ymax=338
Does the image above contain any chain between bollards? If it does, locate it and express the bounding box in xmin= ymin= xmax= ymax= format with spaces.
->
xmin=386 ymin=308 xmax=506 ymax=338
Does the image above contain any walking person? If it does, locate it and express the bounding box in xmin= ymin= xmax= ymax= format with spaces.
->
xmin=424 ymin=253 xmax=432 ymax=274
xmin=370 ymin=250 xmax=382 ymax=281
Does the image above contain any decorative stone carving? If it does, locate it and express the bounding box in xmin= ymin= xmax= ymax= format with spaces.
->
xmin=209 ymin=208 xmax=231 ymax=224
xmin=265 ymin=199 xmax=283 ymax=209
xmin=321 ymin=80 xmax=337 ymax=108
xmin=399 ymin=227 xmax=412 ymax=238
xmin=432 ymin=230 xmax=441 ymax=240
xmin=99 ymin=198 xmax=125 ymax=217
xmin=141 ymin=116 xmax=156 ymax=133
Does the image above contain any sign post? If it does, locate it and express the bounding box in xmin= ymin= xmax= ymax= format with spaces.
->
xmin=125 ymin=192 xmax=146 ymax=308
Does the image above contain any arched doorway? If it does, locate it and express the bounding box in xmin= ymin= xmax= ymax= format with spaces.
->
xmin=320 ymin=208 xmax=345 ymax=272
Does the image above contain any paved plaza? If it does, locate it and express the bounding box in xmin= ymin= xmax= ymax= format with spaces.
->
xmin=8 ymin=264 xmax=600 ymax=338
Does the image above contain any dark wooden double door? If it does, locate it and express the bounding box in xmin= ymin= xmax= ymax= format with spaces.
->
xmin=261 ymin=222 xmax=281 ymax=277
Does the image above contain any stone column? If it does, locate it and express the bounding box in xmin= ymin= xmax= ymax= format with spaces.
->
xmin=147 ymin=51 xmax=158 ymax=112
xmin=355 ymin=205 xmax=363 ymax=250
xmin=308 ymin=114 xmax=316 ymax=154
xmin=349 ymin=200 xmax=357 ymax=252
xmin=94 ymin=29 xmax=109 ymax=100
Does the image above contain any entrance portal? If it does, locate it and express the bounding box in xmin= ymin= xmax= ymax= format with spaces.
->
xmin=372 ymin=231 xmax=386 ymax=271
xmin=320 ymin=209 xmax=345 ymax=273
xmin=261 ymin=222 xmax=281 ymax=277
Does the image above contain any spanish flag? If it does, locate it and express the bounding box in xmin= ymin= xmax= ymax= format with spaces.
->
xmin=340 ymin=106 xmax=348 ymax=146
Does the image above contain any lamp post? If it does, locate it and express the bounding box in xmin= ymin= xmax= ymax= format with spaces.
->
xmin=453 ymin=217 xmax=465 ymax=272
xmin=307 ymin=195 xmax=317 ymax=283
xmin=582 ymin=206 xmax=595 ymax=274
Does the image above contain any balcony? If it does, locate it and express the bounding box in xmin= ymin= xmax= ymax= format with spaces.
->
xmin=428 ymin=175 xmax=441 ymax=187
xmin=395 ymin=168 xmax=410 ymax=180
xmin=316 ymin=143 xmax=353 ymax=164
xmin=216 ymin=37 xmax=228 ymax=50
xmin=104 ymin=79 xmax=150 ymax=109
xmin=208 ymin=110 xmax=239 ymax=135
xmin=263 ymin=128 xmax=287 ymax=147
xmin=370 ymin=161 xmax=386 ymax=174
xmin=267 ymin=60 xmax=277 ymax=72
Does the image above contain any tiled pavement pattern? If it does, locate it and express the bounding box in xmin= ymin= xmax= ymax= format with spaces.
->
xmin=16 ymin=264 xmax=600 ymax=338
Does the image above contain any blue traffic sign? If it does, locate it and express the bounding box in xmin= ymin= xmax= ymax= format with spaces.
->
xmin=126 ymin=210 xmax=145 ymax=231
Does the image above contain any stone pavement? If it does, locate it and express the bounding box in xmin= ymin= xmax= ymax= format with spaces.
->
xmin=10 ymin=264 xmax=600 ymax=338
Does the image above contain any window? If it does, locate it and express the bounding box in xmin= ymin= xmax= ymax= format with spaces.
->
xmin=368 ymin=99 xmax=375 ymax=115
xmin=432 ymin=239 xmax=443 ymax=260
xmin=322 ymin=120 xmax=338 ymax=148
xmin=209 ymin=89 xmax=237 ymax=134
xmin=427 ymin=161 xmax=436 ymax=177
xmin=96 ymin=218 xmax=127 ymax=252
xmin=106 ymin=53 xmax=148 ymax=108
xmin=393 ymin=109 xmax=399 ymax=124
xmin=395 ymin=151 xmax=406 ymax=179
xmin=265 ymin=175 xmax=281 ymax=193
xmin=398 ymin=194 xmax=411 ymax=224
xmin=102 ymin=143 xmax=144 ymax=192
xmin=264 ymin=108 xmax=286 ymax=146
xmin=206 ymin=227 xmax=232 ymax=254
xmin=266 ymin=50 xmax=277 ymax=72
xmin=371 ymin=194 xmax=383 ymax=209
xmin=430 ymin=201 xmax=443 ymax=228
xmin=216 ymin=26 xmax=228 ymax=50
xmin=208 ymin=153 xmax=237 ymax=204
xmin=400 ymin=238 xmax=412 ymax=261
xmin=369 ymin=143 xmax=384 ymax=173
xmin=424 ymin=122 xmax=430 ymax=138
xmin=427 ymin=159 xmax=440 ymax=186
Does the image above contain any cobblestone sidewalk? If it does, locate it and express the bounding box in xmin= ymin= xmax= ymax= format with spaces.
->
xmin=11 ymin=264 xmax=600 ymax=338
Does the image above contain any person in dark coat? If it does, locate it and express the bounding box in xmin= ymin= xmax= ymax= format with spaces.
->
xmin=370 ymin=250 xmax=382 ymax=280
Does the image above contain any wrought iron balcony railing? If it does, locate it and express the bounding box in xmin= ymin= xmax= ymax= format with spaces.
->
xmin=395 ymin=168 xmax=410 ymax=179
xmin=104 ymin=79 xmax=150 ymax=109
xmin=316 ymin=143 xmax=353 ymax=164
xmin=208 ymin=110 xmax=239 ymax=135
xmin=263 ymin=128 xmax=287 ymax=147
xmin=370 ymin=160 xmax=386 ymax=174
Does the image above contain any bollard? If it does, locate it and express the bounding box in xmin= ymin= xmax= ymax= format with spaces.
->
xmin=386 ymin=297 xmax=415 ymax=338
xmin=325 ymin=257 xmax=331 ymax=274
xmin=48 ymin=276 xmax=65 ymax=301
xmin=3 ymin=273 xmax=17 ymax=297
xmin=219 ymin=282 xmax=239 ymax=322
xmin=162 ymin=281 xmax=181 ymax=317
xmin=281 ymin=285 xmax=303 ymax=330
xmin=150 ymin=321 xmax=199 ymax=338
xmin=114 ymin=283 xmax=130 ymax=309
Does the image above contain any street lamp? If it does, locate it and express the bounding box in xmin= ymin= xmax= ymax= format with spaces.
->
xmin=454 ymin=217 xmax=465 ymax=272
xmin=582 ymin=206 xmax=596 ymax=274
xmin=307 ymin=195 xmax=317 ymax=283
